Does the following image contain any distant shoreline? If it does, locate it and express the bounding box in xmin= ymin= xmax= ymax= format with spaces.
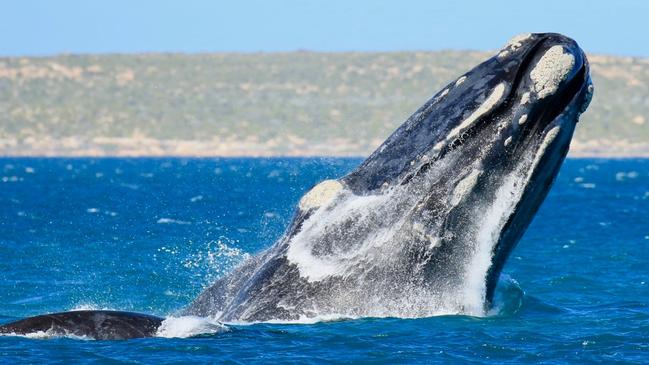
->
xmin=1 ymin=143 xmax=648 ymax=159
xmin=1 ymin=51 xmax=648 ymax=162
xmin=2 ymin=135 xmax=649 ymax=159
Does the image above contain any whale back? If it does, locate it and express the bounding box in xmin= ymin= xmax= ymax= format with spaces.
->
xmin=0 ymin=310 xmax=163 ymax=340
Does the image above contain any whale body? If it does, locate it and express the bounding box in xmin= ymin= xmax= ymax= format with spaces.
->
xmin=1 ymin=33 xmax=593 ymax=339
xmin=0 ymin=311 xmax=163 ymax=340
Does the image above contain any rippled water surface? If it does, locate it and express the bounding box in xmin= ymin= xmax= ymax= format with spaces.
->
xmin=1 ymin=158 xmax=648 ymax=363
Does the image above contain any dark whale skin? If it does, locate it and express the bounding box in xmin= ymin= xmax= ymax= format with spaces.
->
xmin=0 ymin=310 xmax=163 ymax=340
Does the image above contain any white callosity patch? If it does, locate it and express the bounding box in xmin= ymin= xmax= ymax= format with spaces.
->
xmin=445 ymin=83 xmax=506 ymax=143
xmin=530 ymin=46 xmax=575 ymax=99
xmin=544 ymin=126 xmax=561 ymax=146
xmin=506 ymin=33 xmax=532 ymax=49
xmin=541 ymin=126 xmax=561 ymax=152
xmin=504 ymin=136 xmax=513 ymax=146
xmin=498 ymin=33 xmax=532 ymax=58
xmin=520 ymin=92 xmax=531 ymax=105
xmin=455 ymin=76 xmax=467 ymax=86
xmin=435 ymin=88 xmax=450 ymax=103
xmin=518 ymin=114 xmax=528 ymax=125
xmin=299 ymin=179 xmax=344 ymax=211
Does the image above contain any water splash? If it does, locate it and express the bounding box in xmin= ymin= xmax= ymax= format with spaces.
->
xmin=69 ymin=304 xmax=115 ymax=311
xmin=182 ymin=239 xmax=251 ymax=287
xmin=461 ymin=168 xmax=528 ymax=315
xmin=156 ymin=316 xmax=228 ymax=338
xmin=0 ymin=329 xmax=91 ymax=341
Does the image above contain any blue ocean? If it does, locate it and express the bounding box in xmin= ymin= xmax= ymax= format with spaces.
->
xmin=1 ymin=157 xmax=648 ymax=363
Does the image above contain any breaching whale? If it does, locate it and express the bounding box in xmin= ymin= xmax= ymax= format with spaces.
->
xmin=1 ymin=33 xmax=593 ymax=339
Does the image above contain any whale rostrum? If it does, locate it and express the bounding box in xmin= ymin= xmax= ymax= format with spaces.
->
xmin=1 ymin=33 xmax=593 ymax=339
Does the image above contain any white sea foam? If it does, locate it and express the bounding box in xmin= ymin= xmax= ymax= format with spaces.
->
xmin=228 ymin=313 xmax=358 ymax=326
xmin=1 ymin=329 xmax=91 ymax=340
xmin=190 ymin=195 xmax=204 ymax=202
xmin=615 ymin=171 xmax=639 ymax=181
xmin=157 ymin=218 xmax=191 ymax=225
xmin=155 ymin=316 xmax=228 ymax=338
xmin=69 ymin=304 xmax=114 ymax=311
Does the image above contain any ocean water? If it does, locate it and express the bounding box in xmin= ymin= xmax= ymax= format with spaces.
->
xmin=0 ymin=157 xmax=648 ymax=364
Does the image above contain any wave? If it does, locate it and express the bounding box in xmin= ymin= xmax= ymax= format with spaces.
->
xmin=487 ymin=275 xmax=525 ymax=317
